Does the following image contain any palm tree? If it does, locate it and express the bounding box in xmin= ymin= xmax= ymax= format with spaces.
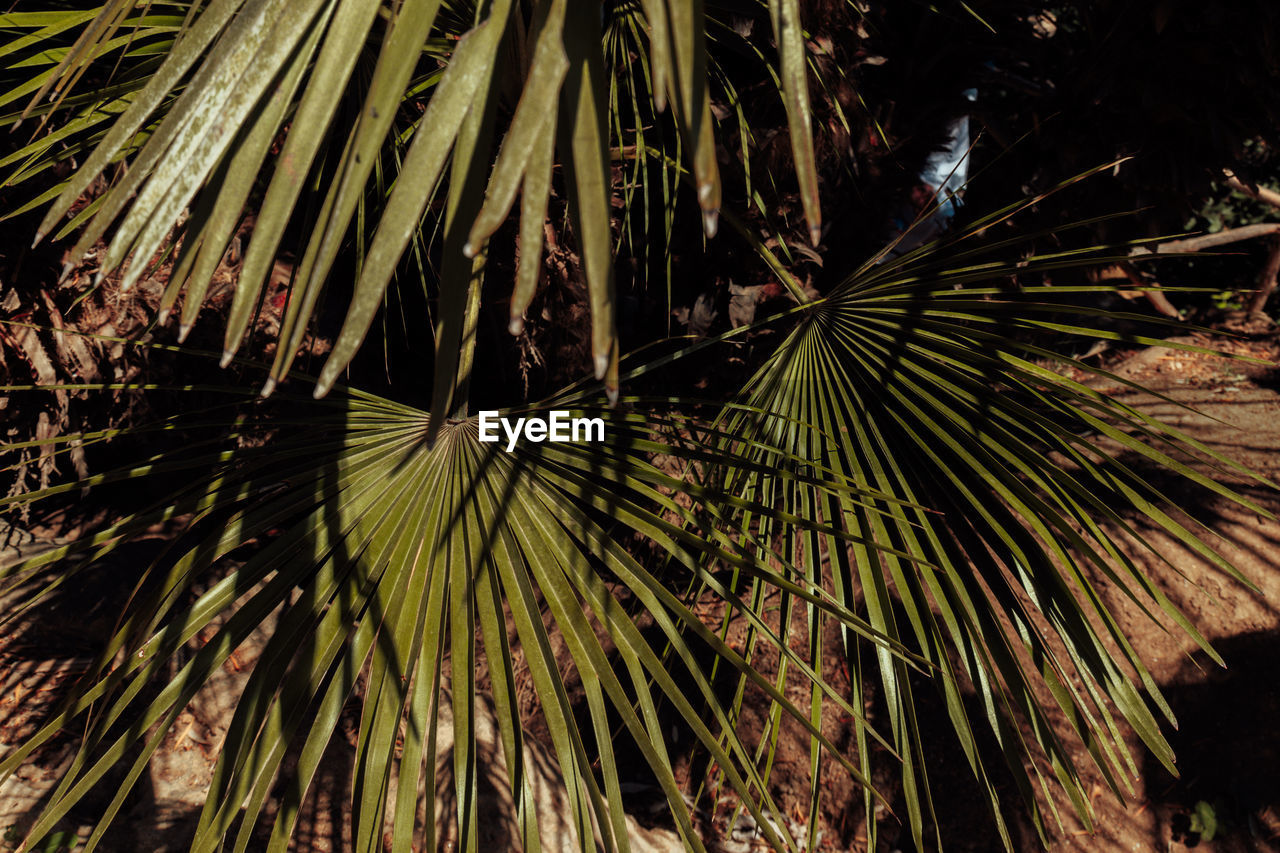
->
xmin=0 ymin=2 xmax=1270 ymax=851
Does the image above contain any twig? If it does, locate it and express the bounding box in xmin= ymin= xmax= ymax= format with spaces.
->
xmin=1079 ymin=334 xmax=1200 ymax=389
xmin=1131 ymin=223 xmax=1280 ymax=255
xmin=1118 ymin=260 xmax=1180 ymax=318
xmin=1223 ymin=169 xmax=1280 ymax=211
xmin=1125 ymin=200 xmax=1280 ymax=317
xmin=1121 ymin=224 xmax=1280 ymax=318
xmin=1248 ymin=236 xmax=1280 ymax=317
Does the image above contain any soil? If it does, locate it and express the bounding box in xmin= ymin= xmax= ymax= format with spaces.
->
xmin=1025 ymin=324 xmax=1280 ymax=853
xmin=882 ymin=324 xmax=1280 ymax=853
xmin=2 ymin=324 xmax=1279 ymax=852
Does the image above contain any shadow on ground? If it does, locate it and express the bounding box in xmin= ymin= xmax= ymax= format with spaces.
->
xmin=1142 ymin=630 xmax=1280 ymax=851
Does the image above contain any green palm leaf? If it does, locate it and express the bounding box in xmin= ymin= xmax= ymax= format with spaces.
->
xmin=2 ymin=359 xmax=923 ymax=851
xmin=710 ymin=232 xmax=1273 ymax=849
xmin=3 ymin=4 xmax=1274 ymax=851
xmin=7 ymin=0 xmax=823 ymax=411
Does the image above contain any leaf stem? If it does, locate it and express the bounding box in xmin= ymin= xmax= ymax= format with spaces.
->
xmin=452 ymin=252 xmax=485 ymax=419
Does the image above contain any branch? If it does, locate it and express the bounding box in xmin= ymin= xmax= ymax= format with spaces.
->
xmin=1223 ymin=169 xmax=1280 ymax=211
xmin=1122 ymin=221 xmax=1280 ymax=319
xmin=1248 ymin=237 xmax=1280 ymax=317
xmin=1131 ymin=223 xmax=1280 ymax=256
xmin=1118 ymin=261 xmax=1180 ymax=318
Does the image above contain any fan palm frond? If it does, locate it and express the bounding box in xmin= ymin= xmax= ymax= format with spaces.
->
xmin=2 ymin=358 xmax=929 ymax=851
xmin=707 ymin=212 xmax=1274 ymax=849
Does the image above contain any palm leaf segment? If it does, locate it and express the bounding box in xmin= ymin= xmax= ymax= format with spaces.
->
xmin=7 ymin=0 xmax=822 ymax=415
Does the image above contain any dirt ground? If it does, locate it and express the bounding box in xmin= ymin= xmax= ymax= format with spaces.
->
xmin=2 ymin=325 xmax=1279 ymax=853
xmin=895 ymin=324 xmax=1280 ymax=853
xmin=1030 ymin=326 xmax=1280 ymax=853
